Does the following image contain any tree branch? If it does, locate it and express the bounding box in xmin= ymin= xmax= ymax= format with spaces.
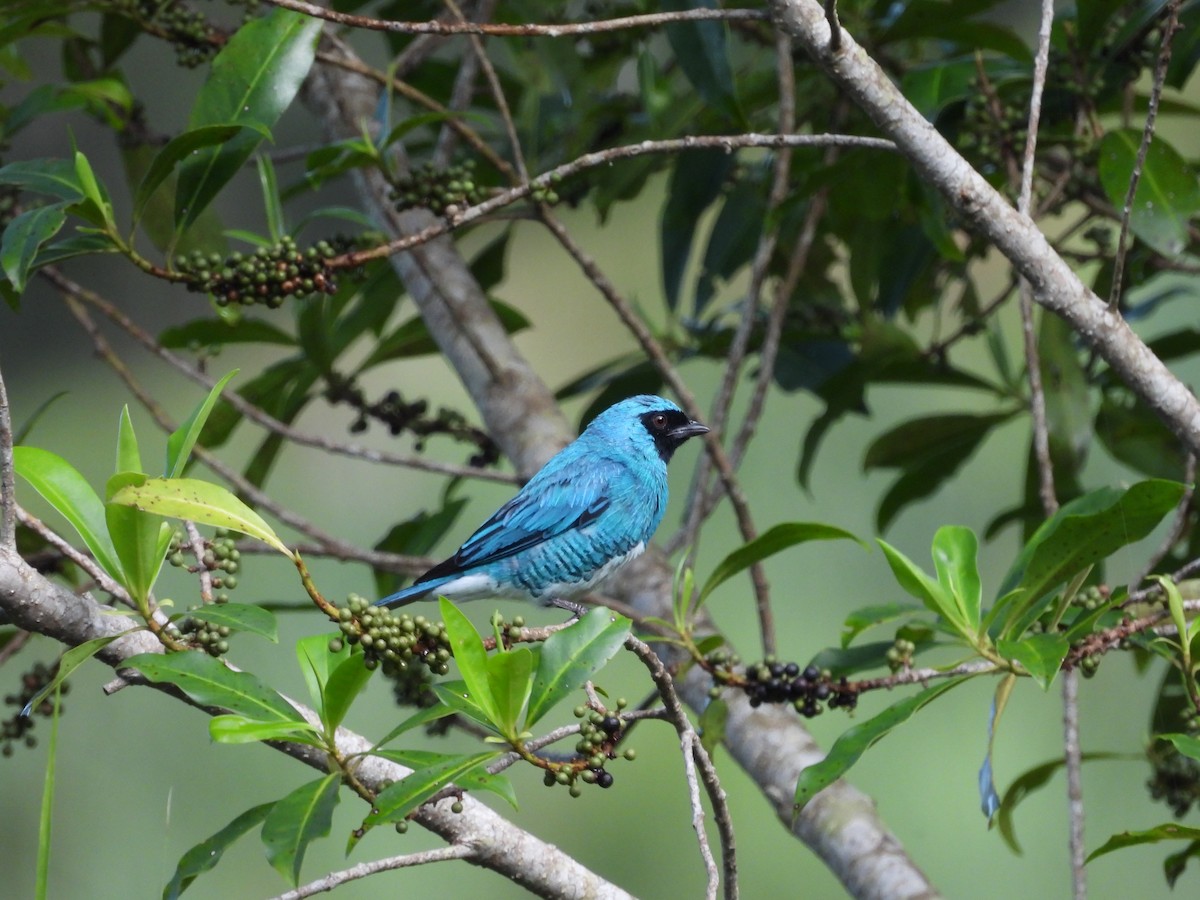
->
xmin=0 ymin=359 xmax=15 ymax=550
xmin=770 ymin=0 xmax=1200 ymax=456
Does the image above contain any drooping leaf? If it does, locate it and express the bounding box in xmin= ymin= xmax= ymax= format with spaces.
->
xmin=996 ymin=753 xmax=1127 ymax=854
xmin=124 ymin=651 xmax=304 ymax=723
xmin=261 ymin=774 xmax=340 ymax=886
xmin=357 ymin=752 xmax=499 ymax=839
xmin=109 ymin=476 xmax=293 ymax=559
xmin=525 ymin=608 xmax=631 ymax=728
xmin=1095 ymin=388 xmax=1186 ymax=480
xmin=1038 ymin=311 xmax=1091 ymax=481
xmin=20 ymin=634 xmax=123 ymax=719
xmin=163 ymin=802 xmax=274 ymax=900
xmin=662 ymin=0 xmax=740 ymax=123
xmin=1087 ymin=824 xmax=1200 ymax=863
xmin=794 ymin=676 xmax=970 ymax=810
xmin=13 ymin=445 xmax=124 ymax=583
xmin=997 ymin=633 xmax=1069 ymax=690
xmin=700 ymin=522 xmax=863 ymax=605
xmin=175 ymin=10 xmax=322 ymax=234
xmin=134 ymin=127 xmax=247 ymax=225
xmin=978 ymin=673 xmax=1016 ymax=821
xmin=659 ymin=149 xmax=734 ymax=310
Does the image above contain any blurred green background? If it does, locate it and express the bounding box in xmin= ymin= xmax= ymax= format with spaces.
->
xmin=3 ymin=3 xmax=1199 ymax=897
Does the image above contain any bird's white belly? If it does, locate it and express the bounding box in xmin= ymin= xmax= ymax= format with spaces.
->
xmin=532 ymin=541 xmax=646 ymax=601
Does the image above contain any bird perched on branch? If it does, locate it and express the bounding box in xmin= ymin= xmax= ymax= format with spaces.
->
xmin=375 ymin=395 xmax=709 ymax=610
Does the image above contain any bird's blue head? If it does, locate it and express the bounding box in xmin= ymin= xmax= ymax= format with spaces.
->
xmin=584 ymin=395 xmax=709 ymax=463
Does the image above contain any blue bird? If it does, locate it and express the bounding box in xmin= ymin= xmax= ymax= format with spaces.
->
xmin=375 ymin=395 xmax=708 ymax=610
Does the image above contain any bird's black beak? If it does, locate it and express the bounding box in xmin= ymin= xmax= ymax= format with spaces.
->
xmin=668 ymin=420 xmax=710 ymax=442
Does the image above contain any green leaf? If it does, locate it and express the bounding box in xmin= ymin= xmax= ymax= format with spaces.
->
xmin=877 ymin=539 xmax=964 ymax=630
xmin=124 ymin=651 xmax=304 ymax=723
xmin=430 ymin=680 xmax=497 ymax=731
xmin=295 ymin=632 xmax=344 ymax=713
xmin=20 ymin=634 xmax=123 ymax=719
xmin=525 ymin=608 xmax=631 ymax=728
xmin=359 ymin=301 xmax=529 ymax=370
xmin=166 ymin=370 xmax=239 ymax=478
xmin=700 ymin=522 xmax=862 ymax=605
xmin=1096 ymin=389 xmax=1187 ymax=480
xmin=35 ymin=685 xmax=60 ymax=900
xmin=1164 ymin=839 xmax=1200 ymax=888
xmin=1098 ymin=129 xmax=1200 ymax=257
xmin=659 ymin=150 xmax=734 ymax=310
xmin=998 ymin=480 xmax=1185 ymax=634
xmin=158 ymin=318 xmax=294 ymax=349
xmin=996 ymin=633 xmax=1069 ymax=690
xmin=662 ymin=0 xmax=740 ymax=123
xmin=109 ymin=476 xmax=293 ymax=559
xmin=931 ymin=525 xmax=982 ymax=630
xmin=841 ymin=602 xmax=925 ymax=648
xmin=487 ymin=646 xmax=534 ymax=737
xmin=1087 ymin=823 xmax=1200 ymax=863
xmin=183 ymin=603 xmax=279 ymax=643
xmin=794 ymin=676 xmax=970 ymax=811
xmin=439 ymin=598 xmax=500 ymax=729
xmin=358 ymin=752 xmax=498 ymax=837
xmin=699 ymin=697 xmax=728 ymax=757
xmin=0 ymin=158 xmax=85 ymax=202
xmin=262 ymin=774 xmax=340 ymax=886
xmin=208 ymin=715 xmax=322 ymax=746
xmin=70 ymin=149 xmax=114 ymax=228
xmin=1159 ymin=732 xmax=1200 ymax=762
xmin=133 ymin=126 xmax=246 ymax=225
xmin=105 ymin=471 xmax=169 ymax=604
xmin=256 ymin=154 xmax=285 ymax=241
xmin=163 ymin=802 xmax=274 ymax=900
xmin=1 ymin=203 xmax=67 ymax=291
xmin=373 ymin=749 xmax=518 ymax=809
xmin=370 ymin=702 xmax=461 ymax=751
xmin=30 ymin=232 xmax=119 ymax=269
xmin=175 ymin=10 xmax=322 ymax=234
xmin=1039 ymin=311 xmax=1091 ymax=480
xmin=13 ymin=445 xmax=124 ymax=583
xmin=115 ymin=406 xmax=144 ymax=474
xmin=321 ymin=653 xmax=374 ymax=733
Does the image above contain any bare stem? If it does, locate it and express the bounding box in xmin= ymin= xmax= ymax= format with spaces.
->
xmin=1108 ymin=0 xmax=1183 ymax=309
xmin=0 ymin=360 xmax=14 ymax=549
xmin=271 ymin=844 xmax=478 ymax=900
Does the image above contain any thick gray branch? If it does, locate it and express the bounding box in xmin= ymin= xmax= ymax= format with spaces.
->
xmin=0 ymin=544 xmax=630 ymax=900
xmin=771 ymin=0 xmax=1200 ymax=451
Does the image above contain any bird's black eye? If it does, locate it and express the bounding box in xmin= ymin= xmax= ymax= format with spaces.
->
xmin=651 ymin=413 xmax=668 ymax=430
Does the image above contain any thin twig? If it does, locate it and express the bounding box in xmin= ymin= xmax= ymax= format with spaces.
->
xmin=274 ymin=838 xmax=477 ymax=898
xmin=265 ymin=0 xmax=767 ymax=36
xmin=16 ymin=506 xmax=132 ymax=604
xmin=0 ymin=627 xmax=32 ymax=665
xmin=1062 ymin=668 xmax=1086 ymax=900
xmin=1108 ymin=0 xmax=1183 ymax=309
xmin=431 ymin=1 xmax=489 ymax=168
xmin=336 ymin=133 xmax=896 ymax=268
xmin=183 ymin=521 xmax=214 ymax=604
xmin=0 ymin=360 xmax=14 ymax=549
xmin=44 ymin=269 xmax=516 ymax=486
xmin=625 ymin=635 xmax=736 ymax=899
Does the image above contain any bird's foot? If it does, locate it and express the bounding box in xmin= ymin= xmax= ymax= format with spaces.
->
xmin=547 ymin=597 xmax=588 ymax=620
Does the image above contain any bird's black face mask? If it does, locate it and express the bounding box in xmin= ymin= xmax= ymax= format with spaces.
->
xmin=639 ymin=409 xmax=709 ymax=462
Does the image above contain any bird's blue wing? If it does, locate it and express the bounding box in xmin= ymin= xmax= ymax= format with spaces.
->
xmin=415 ymin=458 xmax=618 ymax=584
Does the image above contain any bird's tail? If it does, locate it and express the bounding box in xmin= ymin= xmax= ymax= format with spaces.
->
xmin=374 ymin=577 xmax=444 ymax=609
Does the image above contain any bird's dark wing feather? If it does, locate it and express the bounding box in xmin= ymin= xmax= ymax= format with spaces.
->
xmin=415 ymin=461 xmax=618 ymax=584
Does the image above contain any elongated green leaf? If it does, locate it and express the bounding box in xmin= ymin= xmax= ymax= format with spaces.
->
xmin=0 ymin=158 xmax=85 ymax=202
xmin=700 ymin=522 xmax=862 ymax=604
xmin=430 ymin=680 xmax=497 ymax=731
xmin=20 ymin=633 xmax=123 ymax=718
xmin=175 ymin=10 xmax=322 ymax=234
xmin=978 ymin=673 xmax=1016 ymax=820
xmin=525 ymin=608 xmax=631 ymax=728
xmin=31 ymin=232 xmax=119 ymax=269
xmin=133 ymin=124 xmax=247 ymax=223
xmin=439 ymin=598 xmax=500 ymax=728
xmin=931 ymin=525 xmax=982 ymax=630
xmin=998 ymin=480 xmax=1184 ymax=632
xmin=35 ymin=686 xmax=61 ymax=900
xmin=124 ymin=651 xmax=304 ymax=723
xmin=13 ymin=445 xmax=124 ymax=582
xmin=208 ymin=715 xmax=322 ymax=746
xmin=158 ymin=318 xmax=294 ymax=349
xmin=486 ymin=647 xmax=533 ymax=738
xmin=794 ymin=676 xmax=969 ymax=811
xmin=659 ymin=150 xmax=734 ymax=311
xmin=1099 ymin=129 xmax=1200 ymax=257
xmin=662 ymin=0 xmax=739 ymax=123
xmin=105 ymin=471 xmax=169 ymax=604
xmin=877 ymin=539 xmax=964 ymax=629
xmin=109 ymin=477 xmax=293 ymax=559
xmin=358 ymin=752 xmax=498 ymax=837
xmin=320 ymin=654 xmax=374 ymax=733
xmin=166 ymin=370 xmax=239 ymax=478
xmin=1 ymin=203 xmax=67 ymax=291
xmin=70 ymin=149 xmax=114 ymax=228
xmin=373 ymin=749 xmax=518 ymax=809
xmin=184 ymin=603 xmax=278 ymax=643
xmin=163 ymin=802 xmax=274 ymax=900
xmin=1160 ymin=732 xmax=1200 ymax=762
xmin=1088 ymin=823 xmax=1200 ymax=863
xmin=262 ymin=774 xmax=340 ymax=886
xmin=115 ymin=406 xmax=144 ymax=475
